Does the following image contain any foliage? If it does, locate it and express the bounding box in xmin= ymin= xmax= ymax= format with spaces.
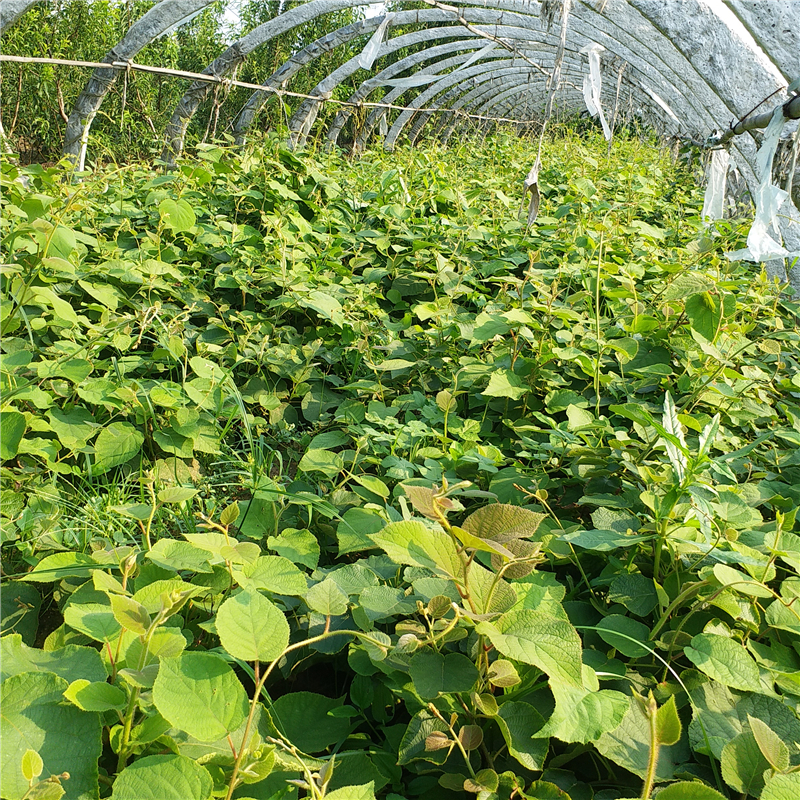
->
xmin=2 ymin=126 xmax=800 ymax=800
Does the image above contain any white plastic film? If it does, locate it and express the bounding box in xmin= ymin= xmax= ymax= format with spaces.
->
xmin=579 ymin=44 xmax=610 ymax=140
xmin=641 ymin=85 xmax=680 ymax=124
xmin=519 ymin=158 xmax=541 ymax=229
xmin=379 ymin=114 xmax=388 ymax=137
xmin=701 ymin=148 xmax=730 ymax=223
xmin=156 ymin=7 xmax=207 ymax=40
xmin=728 ymin=105 xmax=800 ymax=263
xmin=358 ymin=13 xmax=394 ymax=71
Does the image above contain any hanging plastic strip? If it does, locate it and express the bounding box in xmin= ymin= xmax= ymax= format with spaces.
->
xmin=358 ymin=13 xmax=395 ymax=71
xmin=701 ymin=148 xmax=730 ymax=224
xmin=580 ymin=43 xmax=611 ymax=140
xmin=728 ymin=80 xmax=800 ymax=263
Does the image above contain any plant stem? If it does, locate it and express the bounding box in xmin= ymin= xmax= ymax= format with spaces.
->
xmin=116 ymin=687 xmax=141 ymax=772
xmin=224 ymin=620 xmax=391 ymax=800
xmin=641 ymin=697 xmax=659 ymax=799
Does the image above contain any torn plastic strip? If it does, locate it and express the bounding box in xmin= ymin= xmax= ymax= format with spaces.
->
xmin=519 ymin=157 xmax=541 ymax=230
xmin=701 ymin=148 xmax=730 ymax=223
xmin=727 ymin=104 xmax=800 ymax=263
xmin=580 ymin=43 xmax=610 ymax=140
xmin=641 ymin=85 xmax=680 ymax=125
xmin=358 ymin=13 xmax=394 ymax=71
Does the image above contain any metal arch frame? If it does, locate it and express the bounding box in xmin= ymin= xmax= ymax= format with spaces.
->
xmin=2 ymin=0 xmax=797 ymax=203
xmin=62 ymin=0 xmax=218 ymax=168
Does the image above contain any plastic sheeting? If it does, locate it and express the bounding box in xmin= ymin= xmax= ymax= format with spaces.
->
xmin=580 ymin=44 xmax=611 ymax=140
xmin=358 ymin=13 xmax=394 ymax=70
xmin=728 ymin=104 xmax=800 ymax=263
xmin=701 ymin=148 xmax=730 ymax=223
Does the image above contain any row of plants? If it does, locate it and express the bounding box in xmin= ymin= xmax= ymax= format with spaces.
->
xmin=1 ymin=127 xmax=800 ymax=800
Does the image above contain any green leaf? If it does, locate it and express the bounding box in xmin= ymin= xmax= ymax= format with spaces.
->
xmin=324 ymin=782 xmax=376 ymax=800
xmin=398 ymin=709 xmax=450 ymax=765
xmin=306 ymin=578 xmax=349 ymax=616
xmin=656 ymin=695 xmax=682 ymax=746
xmin=93 ymin=422 xmax=144 ymax=474
xmin=461 ymin=503 xmax=545 ymax=541
xmin=1 ymin=584 xmax=41 ymax=645
xmin=267 ymin=528 xmax=320 ymax=569
xmin=539 ymin=681 xmax=629 ymax=743
xmin=762 ymin=773 xmax=800 ymax=800
xmin=688 ymin=681 xmax=800 ymax=760
xmin=494 ymin=701 xmax=548 ymax=770
xmin=110 ymin=754 xmax=212 ymax=800
xmin=721 ymin=731 xmax=770 ymax=796
xmin=483 ymin=369 xmax=528 ymax=399
xmin=20 ymin=749 xmax=43 ymax=782
xmin=408 ymin=651 xmax=479 ymax=699
xmin=110 ymin=594 xmax=151 ymax=635
xmin=157 ymin=487 xmax=198 ymax=504
xmin=19 ymin=552 xmax=100 ymax=583
xmin=146 ymin=539 xmax=213 ymax=574
xmin=596 ymin=695 xmax=678 ymax=781
xmin=524 ymin=780 xmax=572 ymax=799
xmin=477 ymin=609 xmax=583 ymax=687
xmin=1 ymin=671 xmax=102 ymax=800
xmin=152 ymin=652 xmax=248 ymax=742
xmin=63 ymin=679 xmax=127 ymax=712
xmin=369 ymin=520 xmax=463 ymax=582
xmin=232 ymin=555 xmax=308 ymax=595
xmin=298 ymin=448 xmax=344 ymax=478
xmin=268 ymin=692 xmax=350 ymax=753
xmin=686 ymin=292 xmax=723 ymax=342
xmin=63 ymin=601 xmax=121 ymax=642
xmin=655 ymin=782 xmax=726 ymax=800
xmin=0 ymin=634 xmax=106 ymax=684
xmin=337 ymin=507 xmax=385 ymax=555
xmin=158 ymin=199 xmax=196 ymax=233
xmin=560 ymin=528 xmax=648 ymax=551
xmin=487 ymin=659 xmax=521 ymax=688
xmin=684 ymin=633 xmax=761 ymax=692
xmin=216 ymin=587 xmax=289 ymax=662
xmin=596 ymin=615 xmax=651 ymax=658
xmin=0 ymin=411 xmax=26 ymax=459
xmin=608 ymin=573 xmax=658 ymax=616
xmin=749 ymin=715 xmax=790 ymax=771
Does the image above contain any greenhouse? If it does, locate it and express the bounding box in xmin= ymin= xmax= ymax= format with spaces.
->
xmin=1 ymin=1 xmax=800 ymax=799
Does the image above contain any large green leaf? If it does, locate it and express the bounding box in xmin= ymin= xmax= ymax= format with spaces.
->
xmin=494 ymin=701 xmax=548 ymax=770
xmin=539 ymin=681 xmax=629 ymax=743
xmin=397 ymin=709 xmax=450 ymax=765
xmin=18 ymin=553 xmax=99 ymax=583
xmin=0 ymin=410 xmax=26 ymax=459
xmin=721 ymin=730 xmax=770 ymax=796
xmin=93 ymin=422 xmax=144 ymax=474
xmin=684 ymin=633 xmax=761 ymax=692
xmin=369 ymin=520 xmax=463 ymax=582
xmin=110 ymin=754 xmax=212 ymax=800
xmin=477 ymin=609 xmax=583 ymax=687
xmin=158 ymin=198 xmax=196 ymax=233
xmin=762 ymin=773 xmax=800 ymax=800
xmin=0 ymin=634 xmax=105 ymax=684
xmin=656 ymin=783 xmax=726 ymax=800
xmin=267 ymin=692 xmax=350 ymax=753
xmin=231 ymin=555 xmax=308 ymax=596
xmin=1 ymin=671 xmax=102 ymax=800
xmin=153 ymin=652 xmax=248 ymax=742
xmin=596 ymin=695 xmax=682 ymax=781
xmin=216 ymin=587 xmax=289 ymax=662
xmin=408 ymin=651 xmax=479 ymax=699
xmin=461 ymin=503 xmax=545 ymax=542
